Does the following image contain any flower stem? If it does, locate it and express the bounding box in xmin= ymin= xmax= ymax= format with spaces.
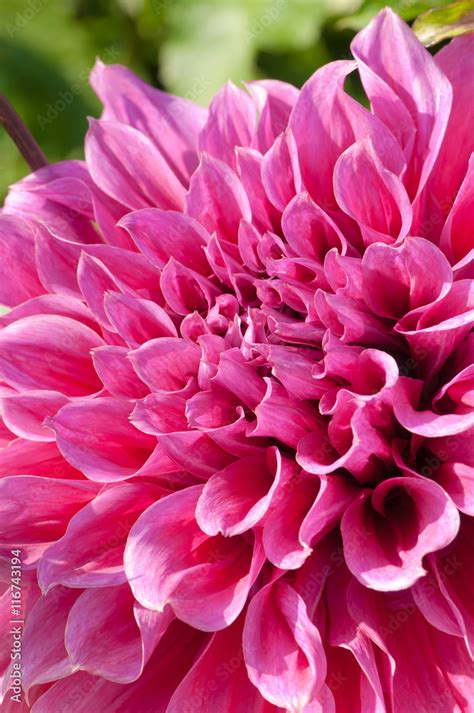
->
xmin=0 ymin=94 xmax=48 ymax=171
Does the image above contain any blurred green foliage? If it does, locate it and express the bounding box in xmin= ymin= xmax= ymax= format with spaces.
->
xmin=0 ymin=0 xmax=455 ymax=198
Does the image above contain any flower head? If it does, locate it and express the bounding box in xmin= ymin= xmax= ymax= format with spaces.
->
xmin=0 ymin=9 xmax=473 ymax=712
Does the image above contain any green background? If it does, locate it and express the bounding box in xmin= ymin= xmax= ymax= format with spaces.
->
xmin=0 ymin=0 xmax=451 ymax=199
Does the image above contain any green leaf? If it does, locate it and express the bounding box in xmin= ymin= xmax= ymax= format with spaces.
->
xmin=413 ymin=1 xmax=474 ymax=45
xmin=337 ymin=0 xmax=451 ymax=30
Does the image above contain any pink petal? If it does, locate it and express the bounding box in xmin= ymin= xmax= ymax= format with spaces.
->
xmin=38 ymin=482 xmax=161 ymax=590
xmin=91 ymin=345 xmax=149 ymax=398
xmin=119 ymin=208 xmax=210 ymax=274
xmin=4 ymin=160 xmax=100 ymax=244
xmin=125 ymin=486 xmax=264 ymax=631
xmin=243 ymin=580 xmax=327 ymax=711
xmin=362 ymin=236 xmax=452 ymax=319
xmin=341 ymin=477 xmax=460 ymax=590
xmin=51 ymin=398 xmax=155 ymax=482
xmin=157 ymin=429 xmax=234 ymax=478
xmin=31 ymin=621 xmax=208 ymax=713
xmin=90 ymin=59 xmax=206 ymax=184
xmin=0 ymin=476 xmax=98 ymax=566
xmin=85 ymin=119 xmax=185 ymax=210
xmin=334 ymin=138 xmax=412 ymax=245
xmin=1 ymin=390 xmax=68 ymax=441
xmin=440 ymin=154 xmax=474 ymax=263
xmin=103 ymin=292 xmax=176 ymax=347
xmin=247 ymin=79 xmax=299 ymax=154
xmin=290 ymin=60 xmax=404 ymax=209
xmin=261 ymin=128 xmax=301 ymax=212
xmin=160 ymin=258 xmax=220 ymax=315
xmin=0 ymin=439 xmax=81 ymax=479
xmin=129 ymin=337 xmax=200 ymax=392
xmin=351 ymin=7 xmax=452 ymax=198
xmin=0 ymin=215 xmax=44 ymax=306
xmin=0 ymin=315 xmax=103 ymax=395
xmin=77 ymin=253 xmax=122 ymax=328
xmin=186 ymin=154 xmax=251 ymax=243
xmin=195 ymin=447 xmax=284 ymax=537
xmin=396 ymin=279 xmax=474 ymax=384
xmin=65 ymin=583 xmax=173 ymax=683
xmin=249 ymin=380 xmax=323 ymax=449
xmin=168 ymin=614 xmax=278 ymax=713
xmin=198 ymin=81 xmax=256 ymax=169
xmin=22 ymin=586 xmax=81 ymax=690
xmin=282 ymin=192 xmax=347 ymax=264
xmin=0 ymin=294 xmax=97 ymax=332
xmin=415 ymin=34 xmax=474 ymax=237
xmin=392 ymin=377 xmax=474 ymax=437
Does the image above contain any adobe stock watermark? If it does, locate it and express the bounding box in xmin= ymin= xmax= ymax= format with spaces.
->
xmin=3 ymin=0 xmax=49 ymax=39
xmin=37 ymin=45 xmax=121 ymax=131
xmin=9 ymin=549 xmax=24 ymax=704
xmin=245 ymin=0 xmax=288 ymax=44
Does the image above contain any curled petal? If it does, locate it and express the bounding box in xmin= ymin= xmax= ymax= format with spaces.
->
xmin=125 ymin=486 xmax=264 ymax=631
xmin=341 ymin=477 xmax=460 ymax=590
xmin=243 ymin=581 xmax=327 ymax=712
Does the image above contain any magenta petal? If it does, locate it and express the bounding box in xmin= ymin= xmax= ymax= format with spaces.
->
xmin=4 ymin=160 xmax=100 ymax=244
xmin=38 ymin=482 xmax=161 ymax=590
xmin=0 ymin=476 xmax=99 ymax=565
xmin=0 ymin=315 xmax=103 ymax=396
xmin=129 ymin=337 xmax=200 ymax=392
xmin=0 ymin=214 xmax=44 ymax=306
xmin=250 ymin=380 xmax=323 ymax=449
xmin=31 ymin=621 xmax=207 ymax=713
xmin=282 ymin=192 xmax=347 ymax=264
xmin=1 ymin=390 xmax=68 ymax=442
xmin=236 ymin=149 xmax=279 ymax=233
xmin=198 ymin=81 xmax=256 ymax=169
xmin=334 ymin=138 xmax=412 ymax=245
xmin=195 ymin=447 xmax=283 ymax=536
xmin=90 ymin=59 xmax=206 ymax=184
xmin=395 ymin=279 xmax=474 ymax=384
xmin=85 ymin=119 xmax=185 ymax=210
xmin=103 ymin=292 xmax=177 ymax=347
xmin=290 ymin=60 xmax=404 ymax=208
xmin=261 ymin=128 xmax=301 ymax=212
xmin=119 ymin=208 xmax=210 ymax=274
xmin=0 ymin=439 xmax=81 ymax=479
xmin=416 ymin=34 xmax=474 ymax=237
xmin=157 ymin=429 xmax=234 ymax=478
xmin=351 ymin=7 xmax=452 ymax=198
xmin=125 ymin=486 xmax=264 ymax=631
xmin=22 ymin=586 xmax=81 ymax=690
xmin=91 ymin=345 xmax=149 ymax=398
xmin=0 ymin=294 xmax=97 ymax=332
xmin=65 ymin=583 xmax=173 ymax=683
xmin=51 ymin=398 xmax=155 ymax=482
xmin=77 ymin=253 xmax=122 ymax=328
xmin=131 ymin=392 xmax=188 ymax=436
xmin=160 ymin=258 xmax=220 ymax=315
xmin=247 ymin=79 xmax=299 ymax=154
xmin=440 ymin=154 xmax=474 ymax=263
xmin=362 ymin=236 xmax=452 ymax=319
xmin=392 ymin=377 xmax=474 ymax=437
xmin=341 ymin=477 xmax=460 ymax=590
xmin=243 ymin=580 xmax=327 ymax=711
xmin=167 ymin=614 xmax=277 ymax=713
xmin=186 ymin=153 xmax=251 ymax=243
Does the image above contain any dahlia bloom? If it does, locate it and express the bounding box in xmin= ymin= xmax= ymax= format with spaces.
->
xmin=0 ymin=7 xmax=473 ymax=711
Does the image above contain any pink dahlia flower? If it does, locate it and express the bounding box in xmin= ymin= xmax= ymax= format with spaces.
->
xmin=1 ymin=8 xmax=473 ymax=712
